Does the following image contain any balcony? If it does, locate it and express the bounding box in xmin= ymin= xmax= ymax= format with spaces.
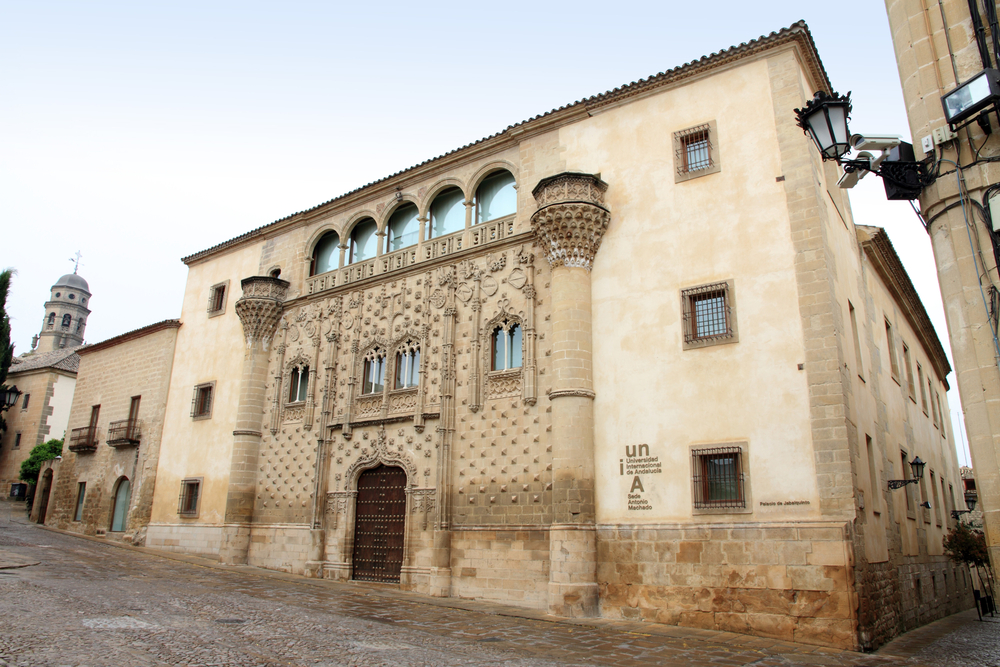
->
xmin=107 ymin=419 xmax=141 ymax=447
xmin=68 ymin=426 xmax=99 ymax=453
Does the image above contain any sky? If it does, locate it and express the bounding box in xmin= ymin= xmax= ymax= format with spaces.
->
xmin=0 ymin=1 xmax=974 ymax=464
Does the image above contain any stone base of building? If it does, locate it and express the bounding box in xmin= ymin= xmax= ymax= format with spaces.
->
xmin=146 ymin=523 xmax=223 ymax=556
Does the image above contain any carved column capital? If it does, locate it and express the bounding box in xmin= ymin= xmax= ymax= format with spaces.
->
xmin=530 ymin=172 xmax=610 ymax=271
xmin=235 ymin=276 xmax=290 ymax=350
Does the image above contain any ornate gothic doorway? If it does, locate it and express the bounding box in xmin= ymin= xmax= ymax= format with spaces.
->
xmin=351 ymin=465 xmax=406 ymax=583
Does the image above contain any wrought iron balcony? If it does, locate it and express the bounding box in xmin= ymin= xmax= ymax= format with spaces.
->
xmin=107 ymin=419 xmax=141 ymax=447
xmin=68 ymin=425 xmax=99 ymax=453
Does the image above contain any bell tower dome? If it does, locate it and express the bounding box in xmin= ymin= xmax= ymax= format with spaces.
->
xmin=36 ymin=272 xmax=92 ymax=352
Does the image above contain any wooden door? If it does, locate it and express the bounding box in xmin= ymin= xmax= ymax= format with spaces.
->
xmin=352 ymin=465 xmax=407 ymax=583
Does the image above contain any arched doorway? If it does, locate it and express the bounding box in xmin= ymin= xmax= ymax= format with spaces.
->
xmin=35 ymin=469 xmax=53 ymax=524
xmin=351 ymin=465 xmax=407 ymax=583
xmin=110 ymin=477 xmax=130 ymax=532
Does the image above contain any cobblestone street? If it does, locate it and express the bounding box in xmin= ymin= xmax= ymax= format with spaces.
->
xmin=0 ymin=502 xmax=997 ymax=667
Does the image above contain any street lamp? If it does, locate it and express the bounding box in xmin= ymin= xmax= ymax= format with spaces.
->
xmin=888 ymin=456 xmax=926 ymax=490
xmin=793 ymin=91 xmax=928 ymax=200
xmin=952 ymin=489 xmax=979 ymax=520
xmin=0 ymin=385 xmax=21 ymax=411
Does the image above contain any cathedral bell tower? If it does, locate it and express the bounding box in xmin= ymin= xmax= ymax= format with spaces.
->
xmin=36 ymin=272 xmax=92 ymax=352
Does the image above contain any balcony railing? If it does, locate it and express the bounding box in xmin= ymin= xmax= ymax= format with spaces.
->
xmin=69 ymin=426 xmax=99 ymax=453
xmin=107 ymin=419 xmax=141 ymax=447
xmin=304 ymin=214 xmax=517 ymax=297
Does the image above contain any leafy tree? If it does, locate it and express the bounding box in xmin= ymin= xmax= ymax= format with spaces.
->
xmin=19 ymin=438 xmax=62 ymax=484
xmin=944 ymin=522 xmax=990 ymax=567
xmin=0 ymin=268 xmax=15 ymax=434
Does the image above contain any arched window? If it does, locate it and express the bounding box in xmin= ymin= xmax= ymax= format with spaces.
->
xmin=349 ymin=218 xmax=378 ymax=264
xmin=386 ymin=204 xmax=419 ymax=252
xmin=429 ymin=187 xmax=465 ymax=238
xmin=76 ymin=319 xmax=84 ymax=333
xmin=394 ymin=341 xmax=420 ymax=389
xmin=288 ymin=366 xmax=309 ymax=403
xmin=311 ymin=231 xmax=340 ymax=275
xmin=362 ymin=348 xmax=386 ymax=395
xmin=61 ymin=314 xmax=72 ymax=328
xmin=47 ymin=313 xmax=55 ymax=325
xmin=476 ymin=171 xmax=516 ymax=223
xmin=491 ymin=320 xmax=522 ymax=371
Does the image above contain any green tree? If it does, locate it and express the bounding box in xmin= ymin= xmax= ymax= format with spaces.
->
xmin=944 ymin=522 xmax=990 ymax=567
xmin=0 ymin=268 xmax=16 ymax=435
xmin=19 ymin=438 xmax=62 ymax=484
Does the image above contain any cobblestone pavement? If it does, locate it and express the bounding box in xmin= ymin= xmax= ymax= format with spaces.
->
xmin=0 ymin=502 xmax=996 ymax=666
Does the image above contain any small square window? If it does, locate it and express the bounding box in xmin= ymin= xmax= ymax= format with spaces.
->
xmin=191 ymin=382 xmax=215 ymax=420
xmin=207 ymin=280 xmax=230 ymax=318
xmin=691 ymin=443 xmax=750 ymax=513
xmin=674 ymin=121 xmax=721 ymax=182
xmin=178 ymin=478 xmax=202 ymax=517
xmin=682 ymin=280 xmax=737 ymax=349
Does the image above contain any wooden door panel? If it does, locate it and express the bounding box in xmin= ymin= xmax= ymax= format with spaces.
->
xmin=352 ymin=465 xmax=407 ymax=583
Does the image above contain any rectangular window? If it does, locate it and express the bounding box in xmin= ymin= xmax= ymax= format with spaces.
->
xmin=288 ymin=366 xmax=309 ymax=403
xmin=74 ymin=482 xmax=86 ymax=522
xmin=191 ymin=383 xmax=215 ymax=420
xmin=178 ymin=478 xmax=202 ymax=517
xmin=692 ymin=445 xmax=746 ymax=509
xmin=128 ymin=396 xmax=141 ymax=423
xmin=902 ymin=343 xmax=916 ymax=401
xmin=931 ymin=471 xmax=942 ymax=526
xmin=207 ymin=280 xmax=230 ymax=317
xmin=901 ymin=451 xmax=913 ymax=514
xmin=918 ymin=363 xmax=928 ymax=414
xmin=21 ymin=394 xmax=29 ymax=410
xmin=866 ymin=435 xmax=880 ymax=516
xmin=919 ymin=474 xmax=930 ymax=523
xmin=674 ymin=121 xmax=721 ymax=182
xmin=363 ymin=355 xmax=386 ymax=395
xmin=885 ymin=319 xmax=900 ymax=382
xmin=936 ymin=392 xmax=946 ymax=437
xmin=13 ymin=432 xmax=20 ymax=449
xmin=849 ymin=301 xmax=864 ymax=380
xmin=930 ymin=379 xmax=938 ymax=427
xmin=682 ymin=280 xmax=737 ymax=349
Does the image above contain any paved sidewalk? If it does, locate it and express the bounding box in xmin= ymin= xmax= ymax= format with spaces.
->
xmin=0 ymin=500 xmax=993 ymax=666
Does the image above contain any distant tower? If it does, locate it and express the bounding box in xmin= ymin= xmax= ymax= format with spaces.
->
xmin=36 ymin=272 xmax=92 ymax=352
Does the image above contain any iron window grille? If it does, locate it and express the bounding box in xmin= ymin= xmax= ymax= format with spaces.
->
xmin=682 ymin=282 xmax=733 ymax=344
xmin=692 ymin=445 xmax=745 ymax=509
xmin=178 ymin=479 xmax=201 ymax=517
xmin=191 ymin=383 xmax=214 ymax=419
xmin=676 ymin=125 xmax=713 ymax=174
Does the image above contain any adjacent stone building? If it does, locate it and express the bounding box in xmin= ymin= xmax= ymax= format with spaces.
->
xmin=43 ymin=320 xmax=180 ymax=545
xmin=142 ymin=22 xmax=968 ymax=650
xmin=0 ymin=271 xmax=92 ymax=497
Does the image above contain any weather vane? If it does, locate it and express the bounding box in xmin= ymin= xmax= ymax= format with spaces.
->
xmin=69 ymin=251 xmax=83 ymax=274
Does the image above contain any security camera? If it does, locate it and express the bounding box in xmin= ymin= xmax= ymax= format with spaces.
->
xmin=851 ymin=134 xmax=903 ymax=152
xmin=837 ymin=152 xmax=873 ymax=189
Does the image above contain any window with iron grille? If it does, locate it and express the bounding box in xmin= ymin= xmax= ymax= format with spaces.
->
xmin=207 ymin=280 xmax=230 ymax=317
xmin=681 ymin=280 xmax=737 ymax=349
xmin=674 ymin=121 xmax=720 ymax=182
xmin=692 ymin=445 xmax=747 ymax=510
xmin=191 ymin=382 xmax=215 ymax=420
xmin=178 ymin=478 xmax=201 ymax=517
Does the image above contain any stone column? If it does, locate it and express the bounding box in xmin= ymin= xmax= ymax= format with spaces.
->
xmin=220 ymin=276 xmax=289 ymax=565
xmin=530 ymin=172 xmax=610 ymax=617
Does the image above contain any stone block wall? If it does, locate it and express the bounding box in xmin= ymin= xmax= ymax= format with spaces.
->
xmin=246 ymin=525 xmax=312 ymax=574
xmin=597 ymin=523 xmax=858 ymax=649
xmin=450 ymin=529 xmax=550 ymax=607
xmin=146 ymin=524 xmax=223 ymax=556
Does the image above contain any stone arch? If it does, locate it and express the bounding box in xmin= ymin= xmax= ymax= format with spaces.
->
xmin=377 ymin=195 xmax=420 ymax=233
xmin=344 ymin=428 xmax=417 ymax=488
xmin=419 ymin=178 xmax=468 ymax=218
xmin=342 ymin=210 xmax=379 ymax=240
xmin=468 ymin=160 xmax=519 ymax=197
